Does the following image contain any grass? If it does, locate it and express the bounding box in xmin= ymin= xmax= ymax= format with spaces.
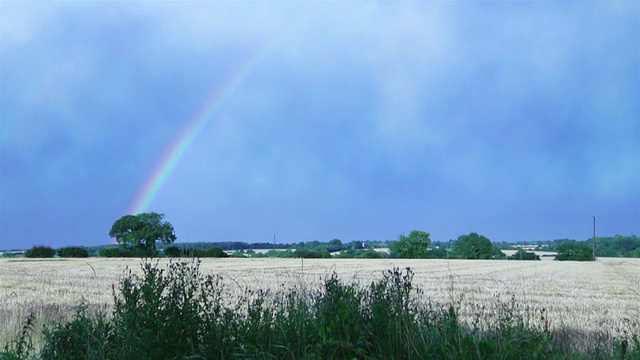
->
xmin=1 ymin=257 xmax=639 ymax=358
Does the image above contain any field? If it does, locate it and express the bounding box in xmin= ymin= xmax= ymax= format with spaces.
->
xmin=2 ymin=257 xmax=639 ymax=352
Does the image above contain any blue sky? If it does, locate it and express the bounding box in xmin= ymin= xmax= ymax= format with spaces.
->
xmin=1 ymin=2 xmax=638 ymax=250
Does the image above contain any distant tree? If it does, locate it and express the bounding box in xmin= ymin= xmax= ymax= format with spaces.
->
xmin=327 ymin=239 xmax=343 ymax=252
xmin=555 ymin=242 xmax=594 ymax=261
xmin=99 ymin=247 xmax=126 ymax=258
xmin=356 ymin=249 xmax=382 ymax=259
xmin=205 ymin=246 xmax=228 ymax=258
xmin=164 ymin=246 xmax=181 ymax=258
xmin=25 ymin=245 xmax=56 ymax=258
xmin=492 ymin=247 xmax=507 ymax=259
xmin=58 ymin=246 xmax=89 ymax=258
xmin=508 ymin=249 xmax=539 ymax=261
xmin=454 ymin=233 xmax=493 ymax=259
xmin=109 ymin=212 xmax=176 ymax=256
xmin=390 ymin=230 xmax=431 ymax=258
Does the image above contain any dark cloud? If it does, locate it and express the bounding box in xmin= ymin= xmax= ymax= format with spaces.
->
xmin=1 ymin=2 xmax=638 ymax=249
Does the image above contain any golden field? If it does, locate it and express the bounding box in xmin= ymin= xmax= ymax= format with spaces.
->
xmin=1 ymin=257 xmax=639 ymax=350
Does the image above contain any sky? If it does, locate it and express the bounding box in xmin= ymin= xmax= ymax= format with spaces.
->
xmin=1 ymin=2 xmax=639 ymax=250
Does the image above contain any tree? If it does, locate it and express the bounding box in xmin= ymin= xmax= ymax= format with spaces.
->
xmin=390 ymin=230 xmax=431 ymax=258
xmin=555 ymin=242 xmax=594 ymax=261
xmin=25 ymin=245 xmax=56 ymax=258
xmin=109 ymin=212 xmax=176 ymax=255
xmin=454 ymin=233 xmax=493 ymax=259
xmin=58 ymin=246 xmax=89 ymax=258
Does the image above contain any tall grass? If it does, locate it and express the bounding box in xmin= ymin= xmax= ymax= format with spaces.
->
xmin=2 ymin=259 xmax=638 ymax=359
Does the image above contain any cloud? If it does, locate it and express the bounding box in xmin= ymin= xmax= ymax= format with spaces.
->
xmin=1 ymin=1 xmax=638 ymax=248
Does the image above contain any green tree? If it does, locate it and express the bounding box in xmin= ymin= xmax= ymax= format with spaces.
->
xmin=555 ymin=242 xmax=594 ymax=261
xmin=454 ymin=233 xmax=493 ymax=259
xmin=25 ymin=245 xmax=56 ymax=258
xmin=390 ymin=230 xmax=431 ymax=258
xmin=58 ymin=246 xmax=89 ymax=258
xmin=109 ymin=212 xmax=176 ymax=256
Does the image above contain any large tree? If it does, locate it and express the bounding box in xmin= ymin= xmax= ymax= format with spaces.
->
xmin=454 ymin=232 xmax=493 ymax=259
xmin=109 ymin=212 xmax=176 ymax=254
xmin=390 ymin=230 xmax=431 ymax=258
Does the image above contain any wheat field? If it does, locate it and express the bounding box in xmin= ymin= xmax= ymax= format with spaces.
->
xmin=1 ymin=257 xmax=639 ymax=350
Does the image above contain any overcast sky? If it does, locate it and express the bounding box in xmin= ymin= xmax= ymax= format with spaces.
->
xmin=1 ymin=2 xmax=638 ymax=250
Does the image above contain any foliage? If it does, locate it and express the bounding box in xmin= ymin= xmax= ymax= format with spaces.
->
xmin=98 ymin=247 xmax=126 ymax=258
xmin=555 ymin=242 xmax=594 ymax=261
xmin=293 ymin=249 xmax=331 ymax=258
xmin=454 ymin=233 xmax=493 ymax=259
xmin=182 ymin=246 xmax=229 ymax=258
xmin=57 ymin=246 xmax=89 ymax=258
xmin=4 ymin=260 xmax=640 ymax=359
xmin=356 ymin=249 xmax=383 ymax=258
xmin=163 ymin=246 xmax=181 ymax=257
xmin=390 ymin=230 xmax=431 ymax=258
xmin=492 ymin=247 xmax=507 ymax=259
xmin=25 ymin=245 xmax=55 ymax=258
xmin=508 ymin=249 xmax=540 ymax=261
xmin=109 ymin=212 xmax=176 ymax=255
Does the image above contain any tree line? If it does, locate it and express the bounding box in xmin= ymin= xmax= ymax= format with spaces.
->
xmin=8 ymin=212 xmax=638 ymax=261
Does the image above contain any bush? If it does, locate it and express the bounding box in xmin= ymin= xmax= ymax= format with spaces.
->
xmin=182 ymin=246 xmax=229 ymax=258
xmin=58 ymin=246 xmax=89 ymax=258
xmin=98 ymin=247 xmax=125 ymax=258
xmin=508 ymin=249 xmax=540 ymax=260
xmin=98 ymin=247 xmax=156 ymax=258
xmin=5 ymin=260 xmax=638 ymax=359
xmin=356 ymin=249 xmax=382 ymax=258
xmin=25 ymin=245 xmax=55 ymax=258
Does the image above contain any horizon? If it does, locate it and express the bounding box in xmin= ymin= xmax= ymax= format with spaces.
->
xmin=2 ymin=233 xmax=638 ymax=252
xmin=2 ymin=2 xmax=638 ymax=250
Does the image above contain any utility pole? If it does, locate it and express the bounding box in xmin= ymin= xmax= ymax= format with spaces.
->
xmin=273 ymin=233 xmax=276 ymax=253
xmin=592 ymin=216 xmax=597 ymax=260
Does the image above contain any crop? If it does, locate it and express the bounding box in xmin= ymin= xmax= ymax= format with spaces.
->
xmin=1 ymin=257 xmax=638 ymax=357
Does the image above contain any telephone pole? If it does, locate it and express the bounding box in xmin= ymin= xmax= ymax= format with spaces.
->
xmin=592 ymin=216 xmax=597 ymax=260
xmin=273 ymin=233 xmax=276 ymax=253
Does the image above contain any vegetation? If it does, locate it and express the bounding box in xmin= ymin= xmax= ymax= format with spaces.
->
xmin=555 ymin=242 xmax=595 ymax=261
xmin=109 ymin=212 xmax=176 ymax=257
xmin=163 ymin=246 xmax=181 ymax=257
xmin=390 ymin=230 xmax=431 ymax=258
xmin=24 ymin=246 xmax=55 ymax=258
xmin=454 ymin=233 xmax=493 ymax=259
xmin=508 ymin=249 xmax=540 ymax=261
xmin=182 ymin=246 xmax=229 ymax=258
xmin=57 ymin=246 xmax=88 ymax=258
xmin=4 ymin=259 xmax=637 ymax=359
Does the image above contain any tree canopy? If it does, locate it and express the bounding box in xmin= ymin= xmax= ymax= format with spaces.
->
xmin=109 ymin=212 xmax=176 ymax=255
xmin=390 ymin=230 xmax=431 ymax=258
xmin=454 ymin=233 xmax=493 ymax=259
xmin=555 ymin=242 xmax=594 ymax=261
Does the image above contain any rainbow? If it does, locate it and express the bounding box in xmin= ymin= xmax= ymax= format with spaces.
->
xmin=127 ymin=52 xmax=267 ymax=215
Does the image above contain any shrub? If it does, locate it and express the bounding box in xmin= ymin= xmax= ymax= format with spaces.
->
xmin=508 ymin=249 xmax=540 ymax=260
xmin=182 ymin=246 xmax=228 ymax=258
xmin=6 ymin=260 xmax=638 ymax=359
xmin=293 ymin=249 xmax=330 ymax=258
xmin=98 ymin=247 xmax=125 ymax=258
xmin=25 ymin=245 xmax=55 ymax=258
xmin=58 ymin=246 xmax=89 ymax=258
xmin=356 ymin=249 xmax=382 ymax=258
